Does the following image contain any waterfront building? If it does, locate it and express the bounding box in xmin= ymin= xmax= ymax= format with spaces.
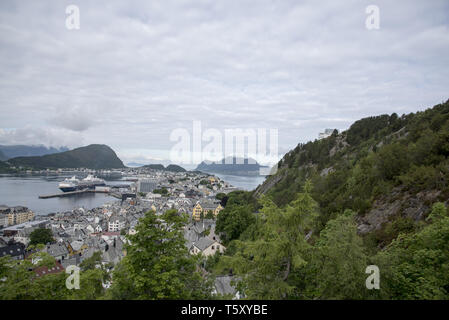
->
xmin=0 ymin=213 xmax=8 ymax=228
xmin=6 ymin=206 xmax=34 ymax=226
xmin=137 ymin=179 xmax=157 ymax=193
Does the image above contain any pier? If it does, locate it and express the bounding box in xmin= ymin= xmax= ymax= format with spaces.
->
xmin=38 ymin=189 xmax=108 ymax=199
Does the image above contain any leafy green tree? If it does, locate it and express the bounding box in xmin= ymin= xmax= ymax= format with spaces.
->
xmin=29 ymin=228 xmax=54 ymax=246
xmin=79 ymin=251 xmax=103 ymax=271
xmin=374 ymin=202 xmax=449 ymax=299
xmin=107 ymin=210 xmax=212 ymax=299
xmin=0 ymin=252 xmax=67 ymax=299
xmin=215 ymin=193 xmax=226 ymax=201
xmin=375 ymin=143 xmax=409 ymax=180
xmin=215 ymin=204 xmax=255 ymax=244
xmin=215 ymin=193 xmax=228 ymax=206
xmin=426 ymin=202 xmax=447 ymax=222
xmin=71 ymin=268 xmax=108 ymax=300
xmin=205 ymin=210 xmax=214 ymax=220
xmin=153 ymin=188 xmax=168 ymax=195
xmin=296 ymin=210 xmax=369 ymax=299
xmin=29 ymin=272 xmax=70 ymax=300
xmin=218 ymin=181 xmax=318 ymax=299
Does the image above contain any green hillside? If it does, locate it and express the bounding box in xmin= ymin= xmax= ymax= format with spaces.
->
xmin=256 ymin=99 xmax=449 ymax=234
xmin=8 ymin=144 xmax=125 ymax=169
xmin=210 ymin=99 xmax=449 ymax=299
xmin=0 ymin=160 xmax=13 ymax=173
xmin=0 ymin=150 xmax=6 ymax=161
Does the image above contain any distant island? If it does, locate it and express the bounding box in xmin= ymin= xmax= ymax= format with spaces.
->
xmin=7 ymin=144 xmax=125 ymax=170
xmin=142 ymin=164 xmax=186 ymax=172
xmin=195 ymin=157 xmax=266 ymax=176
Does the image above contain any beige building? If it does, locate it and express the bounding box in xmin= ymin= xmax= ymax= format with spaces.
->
xmin=6 ymin=206 xmax=34 ymax=226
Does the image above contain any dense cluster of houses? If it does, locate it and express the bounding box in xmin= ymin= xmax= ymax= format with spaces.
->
xmin=0 ymin=169 xmax=236 ymax=296
xmin=0 ymin=203 xmax=147 ymax=269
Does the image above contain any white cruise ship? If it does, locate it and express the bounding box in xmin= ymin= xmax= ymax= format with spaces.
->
xmin=58 ymin=175 xmax=106 ymax=192
xmin=58 ymin=176 xmax=80 ymax=192
xmin=78 ymin=175 xmax=106 ymax=189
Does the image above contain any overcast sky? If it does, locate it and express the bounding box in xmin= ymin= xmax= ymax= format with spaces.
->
xmin=0 ymin=0 xmax=448 ymax=165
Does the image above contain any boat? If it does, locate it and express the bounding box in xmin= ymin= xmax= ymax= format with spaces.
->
xmin=58 ymin=176 xmax=80 ymax=192
xmin=78 ymin=175 xmax=106 ymax=189
xmin=58 ymin=175 xmax=106 ymax=192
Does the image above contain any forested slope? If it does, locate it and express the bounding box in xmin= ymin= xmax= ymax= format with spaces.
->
xmin=211 ymin=100 xmax=449 ymax=299
xmin=256 ymin=99 xmax=449 ymax=244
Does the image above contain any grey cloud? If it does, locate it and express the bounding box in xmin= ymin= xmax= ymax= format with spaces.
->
xmin=0 ymin=0 xmax=448 ymax=163
xmin=0 ymin=126 xmax=85 ymax=148
xmin=48 ymin=105 xmax=97 ymax=132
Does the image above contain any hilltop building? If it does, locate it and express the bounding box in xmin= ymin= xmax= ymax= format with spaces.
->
xmin=318 ymin=129 xmax=336 ymax=140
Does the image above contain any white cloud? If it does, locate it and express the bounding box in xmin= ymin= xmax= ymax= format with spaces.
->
xmin=0 ymin=0 xmax=448 ymax=163
xmin=0 ymin=126 xmax=85 ymax=148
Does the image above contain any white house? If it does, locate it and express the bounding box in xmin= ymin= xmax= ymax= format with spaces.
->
xmin=108 ymin=215 xmax=126 ymax=232
xmin=190 ymin=237 xmax=226 ymax=257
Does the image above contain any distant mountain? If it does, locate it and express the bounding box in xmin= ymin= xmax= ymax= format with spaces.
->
xmin=165 ymin=164 xmax=186 ymax=172
xmin=8 ymin=144 xmax=125 ymax=169
xmin=0 ymin=145 xmax=69 ymax=160
xmin=196 ymin=157 xmax=265 ymax=176
xmin=142 ymin=163 xmax=186 ymax=172
xmin=143 ymin=164 xmax=165 ymax=170
xmin=0 ymin=150 xmax=6 ymax=161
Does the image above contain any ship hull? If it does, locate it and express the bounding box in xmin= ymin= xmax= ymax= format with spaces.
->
xmin=59 ymin=186 xmax=78 ymax=192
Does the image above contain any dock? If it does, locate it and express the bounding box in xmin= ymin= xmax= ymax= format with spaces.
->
xmin=38 ymin=189 xmax=105 ymax=199
xmin=38 ymin=184 xmax=127 ymax=199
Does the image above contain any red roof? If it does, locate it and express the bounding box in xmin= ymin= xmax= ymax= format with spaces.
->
xmin=34 ymin=261 xmax=65 ymax=277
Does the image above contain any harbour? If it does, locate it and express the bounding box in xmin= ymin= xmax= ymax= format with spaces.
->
xmin=0 ymin=169 xmax=264 ymax=216
xmin=38 ymin=188 xmax=110 ymax=199
xmin=0 ymin=175 xmax=130 ymax=215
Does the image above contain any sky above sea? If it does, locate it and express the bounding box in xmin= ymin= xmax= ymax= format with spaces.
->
xmin=0 ymin=0 xmax=448 ymax=166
